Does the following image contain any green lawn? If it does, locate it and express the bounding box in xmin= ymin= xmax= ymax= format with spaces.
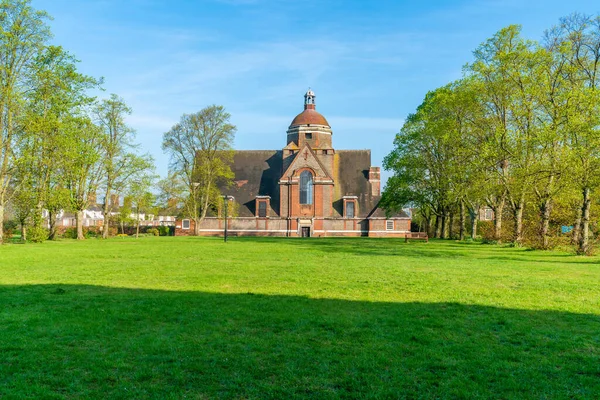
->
xmin=1 ymin=237 xmax=599 ymax=399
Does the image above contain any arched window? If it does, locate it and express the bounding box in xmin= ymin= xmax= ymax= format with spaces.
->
xmin=299 ymin=171 xmax=313 ymax=205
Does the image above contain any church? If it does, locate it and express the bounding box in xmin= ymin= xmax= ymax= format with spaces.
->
xmin=175 ymin=90 xmax=410 ymax=237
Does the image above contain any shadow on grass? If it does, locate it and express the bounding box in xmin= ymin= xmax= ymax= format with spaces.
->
xmin=226 ymin=236 xmax=599 ymax=264
xmin=1 ymin=285 xmax=599 ymax=399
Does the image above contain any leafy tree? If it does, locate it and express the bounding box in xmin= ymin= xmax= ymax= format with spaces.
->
xmin=162 ymin=105 xmax=236 ymax=236
xmin=118 ymin=195 xmax=132 ymax=235
xmin=0 ymin=0 xmax=51 ymax=243
xmin=550 ymin=14 xmax=600 ymax=254
xmin=21 ymin=45 xmax=99 ymax=240
xmin=94 ymin=94 xmax=154 ymax=239
xmin=62 ymin=117 xmax=103 ymax=240
xmin=128 ymin=171 xmax=157 ymax=238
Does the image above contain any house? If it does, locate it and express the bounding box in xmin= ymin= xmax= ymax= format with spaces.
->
xmin=175 ymin=89 xmax=410 ymax=237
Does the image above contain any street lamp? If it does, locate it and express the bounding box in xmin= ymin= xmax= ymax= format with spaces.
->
xmin=222 ymin=195 xmax=234 ymax=242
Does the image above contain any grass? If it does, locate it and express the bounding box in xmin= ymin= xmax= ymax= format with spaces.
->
xmin=0 ymin=237 xmax=599 ymax=399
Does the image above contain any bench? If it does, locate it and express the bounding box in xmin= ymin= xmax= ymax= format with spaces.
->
xmin=405 ymin=232 xmax=429 ymax=243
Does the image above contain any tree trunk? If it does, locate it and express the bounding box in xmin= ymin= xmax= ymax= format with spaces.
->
xmin=440 ymin=214 xmax=447 ymax=239
xmin=513 ymin=197 xmax=525 ymax=247
xmin=572 ymin=204 xmax=582 ymax=245
xmin=459 ymin=200 xmax=466 ymax=241
xmin=48 ymin=210 xmax=57 ymax=240
xmin=448 ymin=212 xmax=454 ymax=239
xmin=540 ymin=198 xmax=552 ymax=250
xmin=195 ymin=179 xmax=212 ymax=236
xmin=194 ymin=217 xmax=201 ymax=236
xmin=434 ymin=215 xmax=441 ymax=238
xmin=21 ymin=224 xmax=26 ymax=242
xmin=471 ymin=209 xmax=479 ymax=240
xmin=76 ymin=210 xmax=85 ymax=240
xmin=120 ymin=220 xmax=124 ymax=235
xmin=0 ymin=204 xmax=4 ymax=244
xmin=136 ymin=212 xmax=140 ymax=239
xmin=578 ymin=187 xmax=592 ymax=255
xmin=493 ymin=201 xmax=505 ymax=243
xmin=424 ymin=214 xmax=431 ymax=236
xmin=102 ymin=188 xmax=111 ymax=239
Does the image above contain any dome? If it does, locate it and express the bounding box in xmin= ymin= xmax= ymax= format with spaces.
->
xmin=290 ymin=108 xmax=330 ymax=127
xmin=290 ymin=88 xmax=330 ymax=127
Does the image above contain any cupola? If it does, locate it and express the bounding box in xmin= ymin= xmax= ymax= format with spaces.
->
xmin=286 ymin=89 xmax=333 ymax=149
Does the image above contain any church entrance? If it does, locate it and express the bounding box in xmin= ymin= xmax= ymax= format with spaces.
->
xmin=301 ymin=227 xmax=311 ymax=238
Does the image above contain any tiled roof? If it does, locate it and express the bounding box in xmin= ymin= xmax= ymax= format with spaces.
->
xmin=220 ymin=151 xmax=282 ymax=217
xmin=289 ymin=109 xmax=329 ymax=127
xmin=220 ymin=149 xmax=387 ymax=218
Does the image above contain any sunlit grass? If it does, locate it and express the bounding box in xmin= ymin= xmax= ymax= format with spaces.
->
xmin=1 ymin=237 xmax=599 ymax=398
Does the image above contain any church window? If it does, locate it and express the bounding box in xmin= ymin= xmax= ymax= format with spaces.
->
xmin=299 ymin=171 xmax=313 ymax=205
xmin=258 ymin=201 xmax=267 ymax=217
xmin=305 ymin=132 xmax=312 ymax=140
xmin=345 ymin=201 xmax=355 ymax=218
xmin=386 ymin=220 xmax=394 ymax=230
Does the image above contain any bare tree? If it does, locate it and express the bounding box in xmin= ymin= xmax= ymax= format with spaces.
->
xmin=162 ymin=105 xmax=236 ymax=235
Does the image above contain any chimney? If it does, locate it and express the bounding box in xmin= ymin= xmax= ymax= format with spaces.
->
xmin=369 ymin=167 xmax=381 ymax=197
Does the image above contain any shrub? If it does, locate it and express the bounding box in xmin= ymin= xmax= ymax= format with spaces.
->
xmin=116 ymin=233 xmax=128 ymax=238
xmin=3 ymin=220 xmax=17 ymax=238
xmin=85 ymin=228 xmax=101 ymax=239
xmin=28 ymin=225 xmax=49 ymax=243
xmin=158 ymin=226 xmax=170 ymax=236
xmin=62 ymin=227 xmax=77 ymax=239
xmin=148 ymin=228 xmax=159 ymax=236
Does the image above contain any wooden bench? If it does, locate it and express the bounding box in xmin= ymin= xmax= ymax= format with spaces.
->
xmin=405 ymin=232 xmax=429 ymax=243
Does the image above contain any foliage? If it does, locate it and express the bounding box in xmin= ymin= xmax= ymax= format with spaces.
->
xmin=162 ymin=105 xmax=236 ymax=235
xmin=157 ymin=225 xmax=171 ymax=236
xmin=94 ymin=94 xmax=154 ymax=239
xmin=383 ymin=16 xmax=600 ymax=254
xmin=0 ymin=0 xmax=52 ymax=243
xmin=27 ymin=225 xmax=48 ymax=243
xmin=147 ymin=228 xmax=159 ymax=236
xmin=2 ymin=219 xmax=17 ymax=238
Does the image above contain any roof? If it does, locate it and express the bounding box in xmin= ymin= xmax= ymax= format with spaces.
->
xmin=334 ymin=150 xmax=378 ymax=218
xmin=218 ymin=149 xmax=401 ymax=219
xmin=220 ymin=150 xmax=282 ymax=217
xmin=290 ymin=108 xmax=329 ymax=127
xmin=367 ymin=205 xmax=411 ymax=219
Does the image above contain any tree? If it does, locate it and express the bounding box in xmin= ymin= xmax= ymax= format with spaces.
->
xmin=21 ymin=45 xmax=99 ymax=240
xmin=162 ymin=105 xmax=236 ymax=236
xmin=468 ymin=25 xmax=540 ymax=245
xmin=128 ymin=171 xmax=156 ymax=238
xmin=94 ymin=94 xmax=153 ymax=239
xmin=117 ymin=195 xmax=132 ymax=235
xmin=62 ymin=117 xmax=103 ymax=240
xmin=156 ymin=171 xmax=185 ymax=212
xmin=0 ymin=0 xmax=51 ymax=243
xmin=550 ymin=14 xmax=600 ymax=254
xmin=383 ymin=79 xmax=485 ymax=240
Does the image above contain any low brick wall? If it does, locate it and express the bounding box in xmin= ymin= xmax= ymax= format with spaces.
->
xmin=175 ymin=217 xmax=411 ymax=238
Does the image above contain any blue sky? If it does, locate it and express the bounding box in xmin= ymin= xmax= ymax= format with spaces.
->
xmin=36 ymin=0 xmax=599 ymax=185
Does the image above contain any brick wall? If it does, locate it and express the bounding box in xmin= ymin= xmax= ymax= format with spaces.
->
xmin=175 ymin=217 xmax=411 ymax=238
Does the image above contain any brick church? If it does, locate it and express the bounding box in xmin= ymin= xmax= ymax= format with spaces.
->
xmin=175 ymin=89 xmax=410 ymax=237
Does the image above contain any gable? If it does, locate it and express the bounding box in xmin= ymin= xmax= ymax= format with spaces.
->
xmin=280 ymin=143 xmax=333 ymax=182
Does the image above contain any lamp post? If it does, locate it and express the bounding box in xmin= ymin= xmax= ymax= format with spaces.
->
xmin=222 ymin=195 xmax=234 ymax=242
